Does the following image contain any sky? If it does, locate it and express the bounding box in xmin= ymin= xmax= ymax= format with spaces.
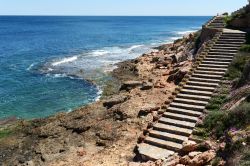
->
xmin=0 ymin=0 xmax=247 ymax=16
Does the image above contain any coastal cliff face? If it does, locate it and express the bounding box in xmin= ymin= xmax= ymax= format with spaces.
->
xmin=0 ymin=33 xmax=197 ymax=165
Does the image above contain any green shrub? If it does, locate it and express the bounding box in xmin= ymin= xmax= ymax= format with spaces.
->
xmin=237 ymin=61 xmax=250 ymax=87
xmin=239 ymin=149 xmax=250 ymax=166
xmin=225 ymin=54 xmax=250 ymax=80
xmin=204 ymin=102 xmax=250 ymax=138
xmin=0 ymin=128 xmax=12 ymax=139
xmin=240 ymin=45 xmax=250 ymax=53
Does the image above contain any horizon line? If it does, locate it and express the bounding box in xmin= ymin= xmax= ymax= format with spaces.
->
xmin=0 ymin=15 xmax=214 ymax=17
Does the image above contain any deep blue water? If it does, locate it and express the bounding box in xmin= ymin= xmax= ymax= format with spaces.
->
xmin=0 ymin=16 xmax=211 ymax=119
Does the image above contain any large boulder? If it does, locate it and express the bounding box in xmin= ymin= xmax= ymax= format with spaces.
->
xmin=189 ymin=150 xmax=216 ymax=166
xmin=120 ymin=81 xmax=142 ymax=91
xmin=167 ymin=69 xmax=187 ymax=85
xmin=103 ymin=94 xmax=129 ymax=108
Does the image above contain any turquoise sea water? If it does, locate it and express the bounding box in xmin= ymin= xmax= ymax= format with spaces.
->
xmin=0 ymin=16 xmax=211 ymax=119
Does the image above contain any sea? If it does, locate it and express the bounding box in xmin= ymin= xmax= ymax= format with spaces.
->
xmin=0 ymin=16 xmax=211 ymax=119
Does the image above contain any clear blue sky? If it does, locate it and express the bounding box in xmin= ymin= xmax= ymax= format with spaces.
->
xmin=0 ymin=0 xmax=247 ymax=16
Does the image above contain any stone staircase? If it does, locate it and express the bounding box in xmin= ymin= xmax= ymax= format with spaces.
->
xmin=205 ymin=16 xmax=226 ymax=29
xmin=137 ymin=29 xmax=246 ymax=160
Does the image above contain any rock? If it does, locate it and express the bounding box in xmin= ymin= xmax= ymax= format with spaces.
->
xmin=162 ymin=153 xmax=180 ymax=166
xmin=103 ymin=94 xmax=129 ymax=108
xmin=171 ymin=51 xmax=188 ymax=64
xmin=167 ymin=69 xmax=187 ymax=85
xmin=181 ymin=140 xmax=197 ymax=153
xmin=219 ymin=142 xmax=226 ymax=151
xmin=77 ymin=147 xmax=86 ymax=157
xmin=138 ymin=104 xmax=160 ymax=117
xmin=26 ymin=161 xmax=35 ymax=166
xmin=141 ymin=82 xmax=153 ymax=90
xmin=138 ymin=134 xmax=146 ymax=143
xmin=197 ymin=140 xmax=217 ymax=151
xmin=180 ymin=155 xmax=191 ymax=165
xmin=188 ymin=151 xmax=202 ymax=159
xmin=189 ymin=150 xmax=216 ymax=166
xmin=120 ymin=81 xmax=142 ymax=91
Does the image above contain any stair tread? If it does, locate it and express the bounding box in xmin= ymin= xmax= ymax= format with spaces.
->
xmin=137 ymin=143 xmax=175 ymax=160
xmin=171 ymin=102 xmax=205 ymax=110
xmin=174 ymin=97 xmax=209 ymax=105
xmin=187 ymin=81 xmax=219 ymax=86
xmin=199 ymin=64 xmax=229 ymax=68
xmin=154 ymin=122 xmax=193 ymax=135
xmin=192 ymin=73 xmax=223 ymax=78
xmin=159 ymin=117 xmax=196 ymax=128
xmin=163 ymin=112 xmax=199 ymax=122
xmin=195 ymin=70 xmax=225 ymax=75
xmin=150 ymin=130 xmax=188 ymax=142
xmin=189 ymin=77 xmax=221 ymax=83
xmin=184 ymin=84 xmax=216 ymax=91
xmin=202 ymin=61 xmax=231 ymax=64
xmin=197 ymin=66 xmax=227 ymax=71
xmin=145 ymin=136 xmax=183 ymax=150
xmin=181 ymin=88 xmax=214 ymax=95
xmin=167 ymin=106 xmax=203 ymax=117
xmin=176 ymin=93 xmax=211 ymax=101
xmin=204 ymin=58 xmax=233 ymax=61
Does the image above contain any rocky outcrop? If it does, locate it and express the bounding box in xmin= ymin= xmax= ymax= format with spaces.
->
xmin=103 ymin=94 xmax=129 ymax=108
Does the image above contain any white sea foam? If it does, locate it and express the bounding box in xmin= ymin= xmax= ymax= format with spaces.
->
xmin=91 ymin=50 xmax=109 ymax=57
xmin=128 ymin=44 xmax=144 ymax=51
xmin=170 ymin=37 xmax=180 ymax=41
xmin=26 ymin=63 xmax=35 ymax=71
xmin=177 ymin=30 xmax=196 ymax=35
xmin=52 ymin=56 xmax=78 ymax=66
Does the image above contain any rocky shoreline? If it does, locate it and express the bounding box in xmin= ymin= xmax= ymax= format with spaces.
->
xmin=0 ymin=32 xmax=199 ymax=165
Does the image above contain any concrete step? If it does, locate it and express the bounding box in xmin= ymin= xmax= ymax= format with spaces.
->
xmin=194 ymin=70 xmax=225 ymax=76
xmin=217 ymin=38 xmax=245 ymax=42
xmin=197 ymin=66 xmax=228 ymax=72
xmin=216 ymin=41 xmax=244 ymax=45
xmin=220 ymin=36 xmax=245 ymax=39
xmin=163 ymin=112 xmax=198 ymax=123
xmin=192 ymin=73 xmax=223 ymax=79
xmin=206 ymin=54 xmax=234 ymax=59
xmin=167 ymin=106 xmax=203 ymax=117
xmin=183 ymin=84 xmax=216 ymax=92
xmin=187 ymin=81 xmax=219 ymax=88
xmin=212 ymin=47 xmax=239 ymax=50
xmin=181 ymin=89 xmax=213 ymax=96
xmin=177 ymin=93 xmax=211 ymax=101
xmin=210 ymin=49 xmax=238 ymax=53
xmin=137 ymin=143 xmax=175 ymax=160
xmin=204 ymin=57 xmax=233 ymax=62
xmin=214 ymin=44 xmax=241 ymax=47
xmin=199 ymin=63 xmax=229 ymax=69
xmin=209 ymin=51 xmax=236 ymax=56
xmin=222 ymin=33 xmax=246 ymax=37
xmin=149 ymin=130 xmax=188 ymax=143
xmin=153 ymin=122 xmax=193 ymax=136
xmin=174 ymin=97 xmax=209 ymax=106
xmin=202 ymin=60 xmax=231 ymax=65
xmin=170 ymin=102 xmax=205 ymax=111
xmin=158 ymin=117 xmax=196 ymax=129
xmin=189 ymin=77 xmax=221 ymax=84
xmin=144 ymin=136 xmax=183 ymax=151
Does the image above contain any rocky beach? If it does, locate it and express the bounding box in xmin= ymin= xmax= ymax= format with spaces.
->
xmin=0 ymin=31 xmax=199 ymax=165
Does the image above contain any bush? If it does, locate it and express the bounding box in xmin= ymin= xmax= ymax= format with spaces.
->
xmin=225 ymin=54 xmax=250 ymax=80
xmin=240 ymin=45 xmax=250 ymax=53
xmin=237 ymin=60 xmax=250 ymax=87
xmin=204 ymin=102 xmax=250 ymax=138
xmin=239 ymin=149 xmax=250 ymax=166
xmin=0 ymin=128 xmax=12 ymax=139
